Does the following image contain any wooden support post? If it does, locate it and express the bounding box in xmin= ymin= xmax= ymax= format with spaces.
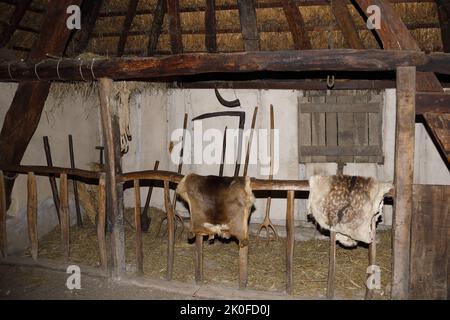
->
xmin=97 ymin=174 xmax=108 ymax=272
xmin=286 ymin=190 xmax=295 ymax=294
xmin=164 ymin=180 xmax=175 ymax=280
xmin=134 ymin=179 xmax=144 ymax=275
xmin=239 ymin=244 xmax=248 ymax=289
xmin=0 ymin=171 xmax=6 ymax=258
xmin=392 ymin=66 xmax=416 ymax=300
xmin=59 ymin=173 xmax=70 ymax=261
xmin=327 ymin=231 xmax=336 ymax=299
xmin=27 ymin=172 xmax=38 ymax=261
xmin=43 ymin=136 xmax=60 ymax=222
xmin=194 ymin=234 xmax=204 ymax=284
xmin=68 ymin=135 xmax=82 ymax=227
xmin=98 ymin=77 xmax=126 ymax=276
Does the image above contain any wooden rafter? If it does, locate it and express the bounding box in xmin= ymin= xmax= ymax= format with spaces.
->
xmin=330 ymin=0 xmax=364 ymax=49
xmin=0 ymin=0 xmax=82 ymax=210
xmin=237 ymin=0 xmax=260 ymax=51
xmin=205 ymin=0 xmax=217 ymax=52
xmin=147 ymin=0 xmax=166 ymax=56
xmin=353 ymin=0 xmax=443 ymax=92
xmin=117 ymin=0 xmax=139 ymax=56
xmin=167 ymin=0 xmax=183 ymax=54
xmin=423 ymin=112 xmax=450 ymax=164
xmin=71 ymin=0 xmax=103 ymax=55
xmin=416 ymin=92 xmax=450 ymax=114
xmin=353 ymin=0 xmax=420 ymax=50
xmin=436 ymin=0 xmax=450 ymax=52
xmin=0 ymin=0 xmax=32 ymax=48
xmin=282 ymin=0 xmax=311 ymax=50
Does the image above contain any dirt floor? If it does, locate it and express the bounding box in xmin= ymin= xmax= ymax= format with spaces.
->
xmin=0 ymin=264 xmax=193 ymax=300
xmin=16 ymin=207 xmax=391 ymax=300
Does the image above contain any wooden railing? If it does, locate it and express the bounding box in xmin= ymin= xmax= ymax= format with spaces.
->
xmin=0 ymin=166 xmax=107 ymax=272
xmin=118 ymin=170 xmax=305 ymax=293
xmin=1 ymin=165 xmax=393 ymax=297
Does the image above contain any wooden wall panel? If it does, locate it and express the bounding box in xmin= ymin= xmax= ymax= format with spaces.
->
xmin=410 ymin=184 xmax=450 ymax=299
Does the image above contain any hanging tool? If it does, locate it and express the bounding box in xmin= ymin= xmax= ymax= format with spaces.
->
xmin=68 ymin=134 xmax=82 ymax=227
xmin=214 ymin=87 xmax=241 ymax=108
xmin=192 ymin=111 xmax=246 ymax=177
xmin=256 ymin=105 xmax=279 ymax=244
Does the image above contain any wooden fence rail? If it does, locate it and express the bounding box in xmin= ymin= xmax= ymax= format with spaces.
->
xmin=1 ymin=165 xmax=394 ymax=297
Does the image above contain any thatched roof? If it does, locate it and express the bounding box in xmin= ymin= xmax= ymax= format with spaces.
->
xmin=0 ymin=0 xmax=446 ymax=60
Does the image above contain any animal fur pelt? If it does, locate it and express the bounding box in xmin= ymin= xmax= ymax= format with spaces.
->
xmin=308 ymin=175 xmax=392 ymax=247
xmin=176 ymin=174 xmax=255 ymax=246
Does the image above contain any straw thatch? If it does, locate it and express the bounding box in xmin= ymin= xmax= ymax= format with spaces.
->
xmin=0 ymin=0 xmax=444 ymax=60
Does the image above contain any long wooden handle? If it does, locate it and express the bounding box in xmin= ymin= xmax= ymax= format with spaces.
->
xmin=243 ymin=106 xmax=258 ymax=177
xmin=43 ymin=136 xmax=60 ymax=222
xmin=68 ymin=135 xmax=82 ymax=227
xmin=264 ymin=105 xmax=275 ymax=220
xmin=142 ymin=160 xmax=160 ymax=216
xmin=269 ymin=104 xmax=275 ymax=180
xmin=219 ymin=126 xmax=227 ymax=176
xmin=172 ymin=113 xmax=188 ymax=210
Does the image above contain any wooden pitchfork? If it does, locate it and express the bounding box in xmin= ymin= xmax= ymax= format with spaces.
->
xmin=256 ymin=105 xmax=278 ymax=244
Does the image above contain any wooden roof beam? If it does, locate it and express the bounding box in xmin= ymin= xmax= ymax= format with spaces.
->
xmin=237 ymin=0 xmax=260 ymax=51
xmin=330 ymin=0 xmax=364 ymax=49
xmin=2 ymin=50 xmax=450 ymax=82
xmin=117 ymin=0 xmax=139 ymax=56
xmin=0 ymin=0 xmax=32 ymax=48
xmin=205 ymin=0 xmax=217 ymax=52
xmin=436 ymin=0 xmax=450 ymax=52
xmin=282 ymin=0 xmax=311 ymax=50
xmin=147 ymin=0 xmax=166 ymax=56
xmin=167 ymin=0 xmax=183 ymax=54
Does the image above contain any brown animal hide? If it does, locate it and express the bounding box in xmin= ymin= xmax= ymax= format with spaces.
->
xmin=176 ymin=174 xmax=255 ymax=246
xmin=308 ymin=175 xmax=392 ymax=247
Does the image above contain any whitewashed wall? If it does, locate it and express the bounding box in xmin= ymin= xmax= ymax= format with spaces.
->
xmin=1 ymin=85 xmax=449 ymax=228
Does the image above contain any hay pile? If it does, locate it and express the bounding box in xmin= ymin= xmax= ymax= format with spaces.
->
xmin=32 ymin=206 xmax=391 ymax=299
